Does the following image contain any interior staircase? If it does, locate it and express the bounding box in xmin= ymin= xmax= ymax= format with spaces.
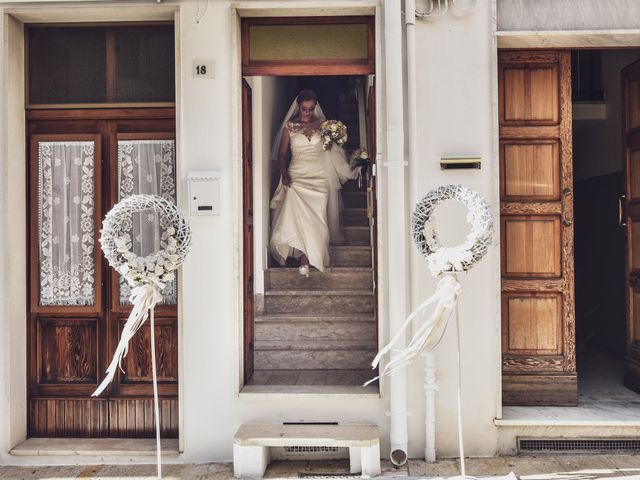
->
xmin=250 ymin=180 xmax=378 ymax=388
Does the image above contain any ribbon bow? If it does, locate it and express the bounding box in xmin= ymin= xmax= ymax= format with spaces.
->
xmin=365 ymin=274 xmax=462 ymax=386
xmin=92 ymin=281 xmax=165 ymax=397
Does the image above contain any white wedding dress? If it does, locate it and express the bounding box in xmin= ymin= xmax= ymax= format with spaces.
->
xmin=270 ymin=121 xmax=355 ymax=272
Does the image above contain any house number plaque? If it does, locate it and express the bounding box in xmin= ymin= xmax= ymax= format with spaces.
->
xmin=193 ymin=60 xmax=215 ymax=79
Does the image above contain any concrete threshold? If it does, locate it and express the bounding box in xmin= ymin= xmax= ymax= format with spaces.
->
xmin=11 ymin=437 xmax=180 ymax=456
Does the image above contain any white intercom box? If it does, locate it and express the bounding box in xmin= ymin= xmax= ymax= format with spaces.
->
xmin=187 ymin=171 xmax=222 ymax=216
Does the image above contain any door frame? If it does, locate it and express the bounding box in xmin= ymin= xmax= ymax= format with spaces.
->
xmin=0 ymin=6 xmax=182 ymax=452
xmin=494 ymin=36 xmax=640 ymax=415
xmin=232 ymin=10 xmax=379 ymax=390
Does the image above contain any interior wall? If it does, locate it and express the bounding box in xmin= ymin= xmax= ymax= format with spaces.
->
xmin=251 ymin=76 xmax=296 ymax=295
xmin=573 ymin=50 xmax=640 ymax=359
xmin=574 ymin=50 xmax=640 ymax=182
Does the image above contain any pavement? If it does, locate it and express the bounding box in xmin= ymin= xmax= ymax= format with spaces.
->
xmin=1 ymin=455 xmax=640 ymax=479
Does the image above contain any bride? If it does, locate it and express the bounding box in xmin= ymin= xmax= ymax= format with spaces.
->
xmin=269 ymin=89 xmax=356 ymax=277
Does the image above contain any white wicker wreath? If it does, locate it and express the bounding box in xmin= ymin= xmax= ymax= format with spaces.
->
xmin=412 ymin=184 xmax=492 ymax=276
xmin=100 ymin=194 xmax=191 ymax=288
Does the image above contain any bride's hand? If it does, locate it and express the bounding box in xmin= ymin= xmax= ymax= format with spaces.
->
xmin=282 ymin=171 xmax=292 ymax=187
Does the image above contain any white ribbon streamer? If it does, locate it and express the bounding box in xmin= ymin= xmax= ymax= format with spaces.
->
xmin=92 ymin=282 xmax=164 ymax=397
xmin=365 ymin=274 xmax=462 ymax=386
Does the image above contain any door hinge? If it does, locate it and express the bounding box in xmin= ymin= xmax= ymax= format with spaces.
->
xmin=372 ymin=164 xmax=377 ymax=177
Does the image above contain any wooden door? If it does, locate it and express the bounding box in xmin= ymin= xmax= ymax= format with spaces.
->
xmin=623 ymin=59 xmax=640 ymax=393
xmin=27 ymin=109 xmax=179 ymax=437
xmin=242 ymin=80 xmax=255 ymax=384
xmin=499 ymin=50 xmax=577 ymax=406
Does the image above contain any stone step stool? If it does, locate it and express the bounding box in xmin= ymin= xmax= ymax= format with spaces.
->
xmin=233 ymin=424 xmax=381 ymax=478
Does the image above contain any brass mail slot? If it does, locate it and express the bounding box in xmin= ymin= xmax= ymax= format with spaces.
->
xmin=440 ymin=157 xmax=481 ymax=170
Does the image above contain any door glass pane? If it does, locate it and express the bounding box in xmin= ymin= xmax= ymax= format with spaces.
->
xmin=38 ymin=141 xmax=96 ymax=305
xmin=114 ymin=28 xmax=175 ymax=103
xmin=248 ymin=24 xmax=368 ymax=62
xmin=117 ymin=139 xmax=177 ymax=305
xmin=29 ymin=27 xmax=107 ymax=104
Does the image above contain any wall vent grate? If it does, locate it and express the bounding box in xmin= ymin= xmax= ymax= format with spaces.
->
xmin=298 ymin=475 xmax=359 ymax=479
xmin=518 ymin=438 xmax=640 ymax=453
xmin=285 ymin=446 xmax=340 ymax=454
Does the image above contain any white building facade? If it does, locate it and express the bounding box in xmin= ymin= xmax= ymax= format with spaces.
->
xmin=0 ymin=0 xmax=639 ymax=467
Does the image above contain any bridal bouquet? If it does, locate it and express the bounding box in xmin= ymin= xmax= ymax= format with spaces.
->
xmin=350 ymin=148 xmax=370 ymax=188
xmin=319 ymin=120 xmax=348 ymax=151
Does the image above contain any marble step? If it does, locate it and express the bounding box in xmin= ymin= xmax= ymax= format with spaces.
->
xmin=343 ymin=226 xmax=370 ymax=246
xmin=331 ymin=246 xmax=372 ymax=267
xmin=255 ymin=318 xmax=376 ymax=342
xmin=342 ymin=191 xmax=367 ymax=209
xmin=254 ymin=343 xmax=377 ymax=370
xmin=264 ymin=290 xmax=374 ymax=314
xmin=255 ymin=313 xmax=375 ymax=323
xmin=343 ymin=208 xmax=368 ymax=227
xmin=265 ymin=267 xmax=373 ymax=290
xmin=248 ymin=369 xmax=376 ymax=387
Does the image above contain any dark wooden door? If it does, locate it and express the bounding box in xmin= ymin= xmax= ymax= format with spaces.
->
xmin=623 ymin=59 xmax=640 ymax=393
xmin=27 ymin=109 xmax=179 ymax=437
xmin=499 ymin=50 xmax=577 ymax=406
xmin=242 ymin=80 xmax=255 ymax=384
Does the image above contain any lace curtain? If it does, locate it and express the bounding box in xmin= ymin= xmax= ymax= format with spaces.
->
xmin=118 ymin=139 xmax=177 ymax=305
xmin=38 ymin=141 xmax=96 ymax=306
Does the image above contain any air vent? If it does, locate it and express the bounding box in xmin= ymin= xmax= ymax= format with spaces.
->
xmin=518 ymin=437 xmax=640 ymax=453
xmin=298 ymin=475 xmax=360 ymax=479
xmin=284 ymin=446 xmax=340 ymax=453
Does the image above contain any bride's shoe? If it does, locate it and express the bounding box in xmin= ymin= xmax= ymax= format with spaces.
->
xmin=298 ymin=265 xmax=310 ymax=278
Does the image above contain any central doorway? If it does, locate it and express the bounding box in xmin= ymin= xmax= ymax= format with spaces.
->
xmin=239 ymin=16 xmax=379 ymax=391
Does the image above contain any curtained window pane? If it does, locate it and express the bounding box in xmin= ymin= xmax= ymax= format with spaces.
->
xmin=38 ymin=141 xmax=96 ymax=305
xmin=117 ymin=139 xmax=177 ymax=305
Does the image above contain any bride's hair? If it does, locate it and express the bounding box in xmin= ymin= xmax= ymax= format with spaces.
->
xmin=296 ymin=89 xmax=318 ymax=105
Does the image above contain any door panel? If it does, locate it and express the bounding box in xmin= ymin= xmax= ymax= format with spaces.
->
xmin=623 ymin=58 xmax=640 ymax=393
xmin=502 ymin=216 xmax=561 ymax=277
xmin=499 ymin=50 xmax=577 ymax=406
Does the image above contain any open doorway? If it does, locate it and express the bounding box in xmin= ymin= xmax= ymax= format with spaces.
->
xmin=499 ymin=48 xmax=640 ymax=414
xmin=574 ymin=49 xmax=640 ymax=411
xmin=238 ymin=16 xmax=378 ymax=392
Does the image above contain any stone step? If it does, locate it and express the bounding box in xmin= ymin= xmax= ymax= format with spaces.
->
xmin=266 ymin=267 xmax=373 ymax=290
xmin=255 ymin=313 xmax=375 ymax=323
xmin=255 ymin=318 xmax=376 ymax=342
xmin=264 ymin=290 xmax=374 ymax=314
xmin=255 ymin=339 xmax=376 ymax=351
xmin=248 ymin=369 xmax=377 ymax=387
xmin=343 ymin=226 xmax=370 ymax=246
xmin=342 ymin=191 xmax=367 ymax=208
xmin=343 ymin=208 xmax=368 ymax=227
xmin=331 ymin=246 xmax=372 ymax=267
xmin=254 ymin=345 xmax=377 ymax=370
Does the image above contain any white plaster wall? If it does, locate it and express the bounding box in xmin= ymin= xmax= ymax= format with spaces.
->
xmin=497 ymin=0 xmax=640 ymax=32
xmin=178 ymin=1 xmax=390 ymax=462
xmin=407 ymin=0 xmax=500 ymax=458
xmin=0 ymin=13 xmax=27 ymax=460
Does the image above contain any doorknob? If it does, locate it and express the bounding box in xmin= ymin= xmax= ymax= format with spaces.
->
xmin=619 ymin=194 xmax=627 ymax=227
xmin=561 ymin=187 xmax=573 ymax=227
